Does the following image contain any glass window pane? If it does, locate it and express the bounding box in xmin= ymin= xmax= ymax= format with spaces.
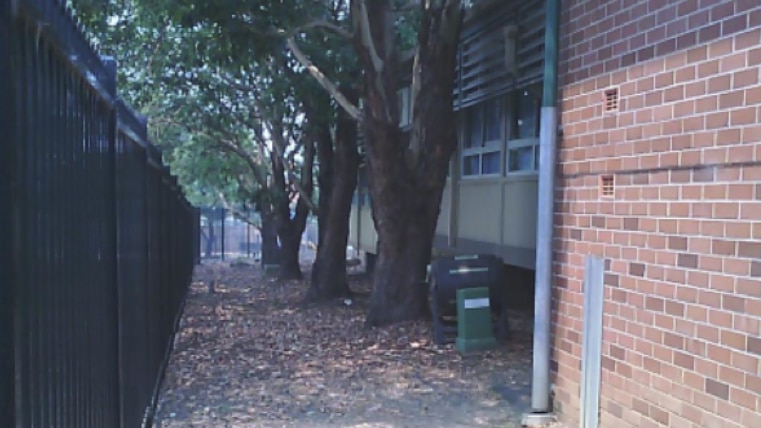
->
xmin=534 ymin=145 xmax=540 ymax=170
xmin=484 ymin=98 xmax=501 ymax=142
xmin=466 ymin=106 xmax=483 ymax=148
xmin=508 ymin=146 xmax=534 ymax=172
xmin=482 ymin=151 xmax=500 ymax=174
xmin=517 ymin=86 xmax=541 ymax=139
xmin=463 ymin=155 xmax=480 ymax=176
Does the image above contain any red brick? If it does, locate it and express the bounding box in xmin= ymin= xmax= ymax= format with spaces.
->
xmin=737 ymin=278 xmax=761 ymax=299
xmin=732 ymin=352 xmax=758 ymax=374
xmin=722 ymin=330 xmax=747 ymax=350
xmin=707 ymin=75 xmax=731 ymax=93
xmin=722 ymin=294 xmax=746 ymax=312
xmin=730 ymin=387 xmax=757 ymax=411
xmin=705 ymin=378 xmax=730 ymax=400
xmin=747 ymin=336 xmax=761 ymax=356
xmin=711 ymin=239 xmax=736 ymax=256
xmin=731 ymin=107 xmax=757 ymax=125
xmin=738 ymin=241 xmax=761 ymax=258
xmin=746 ymin=375 xmax=761 ymax=395
xmin=720 ymin=91 xmax=745 ymax=109
xmin=751 ymin=261 xmax=761 ymax=277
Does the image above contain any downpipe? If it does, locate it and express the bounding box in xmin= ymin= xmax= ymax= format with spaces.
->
xmin=523 ymin=0 xmax=560 ymax=425
xmin=523 ymin=107 xmax=559 ymax=426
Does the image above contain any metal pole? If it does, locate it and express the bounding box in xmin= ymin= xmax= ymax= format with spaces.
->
xmin=525 ymin=0 xmax=561 ymax=425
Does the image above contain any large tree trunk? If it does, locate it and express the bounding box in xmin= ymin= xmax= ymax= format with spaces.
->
xmin=277 ymin=222 xmax=303 ymax=280
xmin=353 ymin=1 xmax=465 ymax=326
xmin=271 ymin=136 xmax=315 ymax=281
xmin=260 ymin=208 xmax=280 ymax=266
xmin=309 ymin=96 xmax=360 ymax=300
xmin=362 ymin=123 xmax=449 ymax=325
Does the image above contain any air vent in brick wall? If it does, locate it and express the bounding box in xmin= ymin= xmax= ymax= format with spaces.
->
xmin=604 ymin=87 xmax=619 ymax=112
xmin=600 ymin=175 xmax=615 ymax=198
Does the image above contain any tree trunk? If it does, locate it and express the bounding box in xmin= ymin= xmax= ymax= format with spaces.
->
xmin=352 ymin=1 xmax=465 ymax=326
xmin=366 ymin=216 xmax=435 ymax=324
xmin=309 ymin=96 xmax=359 ymax=300
xmin=260 ymin=208 xmax=280 ymax=266
xmin=277 ymin=223 xmax=303 ymax=280
xmin=271 ymin=136 xmax=314 ymax=281
xmin=310 ymin=119 xmax=334 ymax=284
xmin=362 ymin=123 xmax=447 ymax=326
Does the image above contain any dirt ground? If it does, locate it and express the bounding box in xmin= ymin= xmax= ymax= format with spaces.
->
xmin=153 ymin=261 xmax=538 ymax=428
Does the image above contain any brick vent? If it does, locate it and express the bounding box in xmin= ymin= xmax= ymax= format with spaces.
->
xmin=599 ymin=175 xmax=615 ymax=198
xmin=604 ymin=88 xmax=620 ymax=112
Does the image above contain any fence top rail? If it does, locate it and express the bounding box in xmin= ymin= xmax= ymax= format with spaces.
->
xmin=14 ymin=0 xmax=116 ymax=104
xmin=117 ymin=100 xmax=149 ymax=146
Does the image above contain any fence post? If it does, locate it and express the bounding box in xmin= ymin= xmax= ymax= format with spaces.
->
xmin=101 ymin=55 xmax=123 ymax=428
xmin=0 ymin=0 xmax=16 ymax=424
xmin=220 ymin=208 xmax=226 ymax=260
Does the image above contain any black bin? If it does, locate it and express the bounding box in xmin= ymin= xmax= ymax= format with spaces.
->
xmin=428 ymin=254 xmax=509 ymax=344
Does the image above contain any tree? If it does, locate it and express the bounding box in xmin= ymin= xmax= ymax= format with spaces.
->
xmin=307 ymin=89 xmax=360 ymax=300
xmin=145 ymin=0 xmax=364 ymax=293
xmin=79 ymin=0 xmax=468 ymax=325
xmin=75 ymin=0 xmax=323 ymax=280
xmin=288 ymin=1 xmax=467 ymax=324
xmin=170 ymin=67 xmax=317 ymax=280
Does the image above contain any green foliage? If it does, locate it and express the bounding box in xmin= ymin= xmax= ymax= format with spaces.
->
xmin=70 ymin=0 xmax=346 ymax=215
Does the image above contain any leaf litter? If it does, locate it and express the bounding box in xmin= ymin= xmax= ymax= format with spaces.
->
xmin=153 ymin=261 xmax=537 ymax=428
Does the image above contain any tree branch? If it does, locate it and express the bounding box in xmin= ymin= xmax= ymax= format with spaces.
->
xmin=296 ymin=19 xmax=353 ymax=40
xmin=285 ymin=37 xmax=362 ymax=121
xmin=265 ymin=118 xmax=320 ymax=214
xmin=352 ymin=0 xmax=384 ymax=73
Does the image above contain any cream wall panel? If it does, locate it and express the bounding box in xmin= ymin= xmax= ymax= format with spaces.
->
xmin=456 ymin=180 xmax=502 ymax=243
xmin=502 ymin=177 xmax=538 ymax=249
xmin=348 ymin=207 xmax=359 ymax=248
xmin=358 ymin=207 xmax=377 ymax=253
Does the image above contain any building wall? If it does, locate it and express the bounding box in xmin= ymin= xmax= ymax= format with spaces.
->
xmin=350 ymin=175 xmax=538 ymax=270
xmin=554 ymin=1 xmax=761 ymax=427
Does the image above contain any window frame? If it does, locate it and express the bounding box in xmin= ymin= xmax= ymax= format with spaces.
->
xmin=505 ymin=84 xmax=541 ymax=176
xmin=461 ymin=99 xmax=504 ymax=178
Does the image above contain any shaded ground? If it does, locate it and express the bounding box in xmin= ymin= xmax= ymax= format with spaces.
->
xmin=153 ymin=261 xmax=536 ymax=428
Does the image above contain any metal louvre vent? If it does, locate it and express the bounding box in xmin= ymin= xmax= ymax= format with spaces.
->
xmin=454 ymin=0 xmax=545 ymax=109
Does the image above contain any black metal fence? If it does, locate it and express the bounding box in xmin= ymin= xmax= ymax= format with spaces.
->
xmin=1 ymin=1 xmax=199 ymax=427
xmin=199 ymin=207 xmax=262 ymax=260
xmin=198 ymin=207 xmax=319 ymax=263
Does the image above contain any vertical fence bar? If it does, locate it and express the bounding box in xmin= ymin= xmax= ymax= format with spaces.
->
xmin=102 ymin=57 xmax=121 ymax=428
xmin=0 ymin=0 xmax=16 ymax=423
xmin=220 ymin=208 xmax=226 ymax=260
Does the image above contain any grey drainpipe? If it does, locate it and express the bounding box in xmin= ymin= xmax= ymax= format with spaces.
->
xmin=523 ymin=0 xmax=561 ymax=425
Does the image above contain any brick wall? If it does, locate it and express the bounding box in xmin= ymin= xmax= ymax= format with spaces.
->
xmin=554 ymin=1 xmax=761 ymax=427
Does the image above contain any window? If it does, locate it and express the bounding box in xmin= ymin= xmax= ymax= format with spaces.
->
xmin=458 ymin=84 xmax=542 ymax=177
xmin=506 ymin=84 xmax=541 ymax=174
xmin=461 ymin=99 xmax=502 ymax=176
